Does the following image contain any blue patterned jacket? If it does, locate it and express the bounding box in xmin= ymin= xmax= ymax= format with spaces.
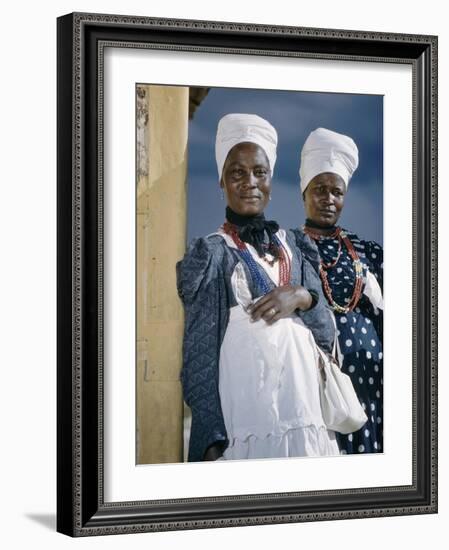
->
xmin=176 ymin=230 xmax=334 ymax=462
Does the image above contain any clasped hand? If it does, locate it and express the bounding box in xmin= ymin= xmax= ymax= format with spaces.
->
xmin=246 ymin=285 xmax=312 ymax=325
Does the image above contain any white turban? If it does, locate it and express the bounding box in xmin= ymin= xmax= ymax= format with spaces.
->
xmin=215 ymin=113 xmax=278 ymax=179
xmin=299 ymin=128 xmax=359 ymax=193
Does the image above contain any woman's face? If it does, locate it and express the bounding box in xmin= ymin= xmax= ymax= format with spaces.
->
xmin=221 ymin=142 xmax=272 ymax=216
xmin=303 ymin=172 xmax=346 ymax=227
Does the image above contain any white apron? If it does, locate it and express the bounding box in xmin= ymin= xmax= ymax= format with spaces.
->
xmin=216 ymin=229 xmax=339 ymax=460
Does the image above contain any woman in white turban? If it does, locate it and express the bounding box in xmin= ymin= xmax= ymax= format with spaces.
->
xmin=177 ymin=115 xmax=339 ymax=462
xmin=292 ymin=127 xmax=384 ymax=455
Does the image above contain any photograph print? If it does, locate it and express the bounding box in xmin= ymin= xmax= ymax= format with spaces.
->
xmin=135 ymin=83 xmax=383 ymax=466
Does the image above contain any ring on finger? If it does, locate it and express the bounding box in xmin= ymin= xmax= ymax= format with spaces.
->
xmin=268 ymin=307 xmax=277 ymax=317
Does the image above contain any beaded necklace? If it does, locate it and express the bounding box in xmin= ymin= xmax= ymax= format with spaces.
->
xmin=303 ymin=225 xmax=363 ymax=313
xmin=223 ymin=221 xmax=291 ymax=294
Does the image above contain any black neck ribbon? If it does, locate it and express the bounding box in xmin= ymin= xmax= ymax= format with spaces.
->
xmin=225 ymin=206 xmax=280 ymax=258
xmin=305 ymin=218 xmax=338 ymax=233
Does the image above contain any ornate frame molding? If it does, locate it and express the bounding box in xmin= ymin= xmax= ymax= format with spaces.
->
xmin=57 ymin=12 xmax=437 ymax=536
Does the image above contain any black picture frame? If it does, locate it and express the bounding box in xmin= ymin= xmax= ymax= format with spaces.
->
xmin=57 ymin=12 xmax=438 ymax=536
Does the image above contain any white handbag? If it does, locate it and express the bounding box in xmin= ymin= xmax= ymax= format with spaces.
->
xmin=316 ymin=345 xmax=368 ymax=434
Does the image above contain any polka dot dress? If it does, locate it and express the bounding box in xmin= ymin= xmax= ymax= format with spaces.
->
xmin=315 ymin=230 xmax=383 ymax=455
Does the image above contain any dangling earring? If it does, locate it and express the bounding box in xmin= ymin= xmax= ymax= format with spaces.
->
xmin=221 ymin=188 xmax=225 ymax=200
xmin=269 ymin=194 xmax=272 ymax=201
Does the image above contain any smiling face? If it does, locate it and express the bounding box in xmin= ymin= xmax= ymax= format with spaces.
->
xmin=303 ymin=172 xmax=346 ymax=227
xmin=220 ymin=142 xmax=272 ymax=216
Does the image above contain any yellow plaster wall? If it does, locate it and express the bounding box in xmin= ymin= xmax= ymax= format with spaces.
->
xmin=136 ymin=85 xmax=188 ymax=464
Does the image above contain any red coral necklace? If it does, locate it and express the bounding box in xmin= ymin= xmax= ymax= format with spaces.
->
xmin=303 ymin=225 xmax=363 ymax=313
xmin=223 ymin=221 xmax=291 ymax=286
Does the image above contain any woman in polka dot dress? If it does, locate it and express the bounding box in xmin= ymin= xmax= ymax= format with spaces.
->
xmin=293 ymin=128 xmax=384 ymax=455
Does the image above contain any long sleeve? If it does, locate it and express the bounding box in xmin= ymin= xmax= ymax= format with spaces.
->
xmin=299 ymin=256 xmax=336 ymax=353
xmin=288 ymin=229 xmax=336 ymax=353
xmin=176 ymin=237 xmax=229 ymax=462
xmin=364 ymin=240 xmax=383 ymax=291
xmin=362 ymin=239 xmax=384 ymax=345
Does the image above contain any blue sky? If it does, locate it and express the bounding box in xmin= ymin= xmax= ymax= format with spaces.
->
xmin=187 ymin=87 xmax=383 ymax=245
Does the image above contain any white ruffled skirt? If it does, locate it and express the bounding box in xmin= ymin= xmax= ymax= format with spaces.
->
xmin=219 ymin=305 xmax=339 ymax=460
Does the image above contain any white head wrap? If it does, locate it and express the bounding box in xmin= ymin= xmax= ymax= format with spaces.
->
xmin=215 ymin=113 xmax=278 ymax=179
xmin=299 ymin=127 xmax=359 ymax=193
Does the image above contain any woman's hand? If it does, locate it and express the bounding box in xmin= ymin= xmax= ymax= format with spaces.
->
xmin=247 ymin=285 xmax=312 ymax=325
